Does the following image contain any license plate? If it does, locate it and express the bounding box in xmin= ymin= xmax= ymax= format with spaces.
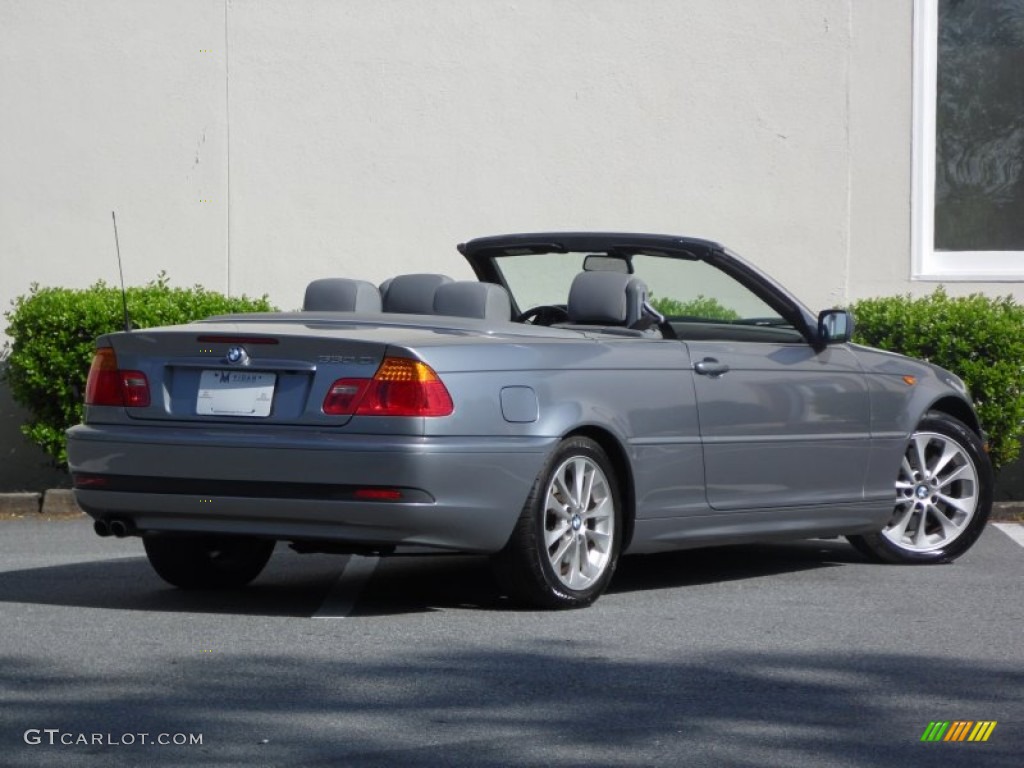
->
xmin=197 ymin=370 xmax=276 ymax=417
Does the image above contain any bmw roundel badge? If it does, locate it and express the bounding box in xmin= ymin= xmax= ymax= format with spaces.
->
xmin=225 ymin=346 xmax=248 ymax=365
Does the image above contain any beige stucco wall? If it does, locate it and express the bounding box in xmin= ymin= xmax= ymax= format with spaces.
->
xmin=847 ymin=1 xmax=920 ymax=300
xmin=1 ymin=0 xmax=230 ymax=488
xmin=1 ymin=0 xmax=1020 ymax=489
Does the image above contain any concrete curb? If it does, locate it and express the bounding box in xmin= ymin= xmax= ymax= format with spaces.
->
xmin=0 ymin=489 xmax=83 ymax=519
xmin=41 ymin=489 xmax=84 ymax=517
xmin=992 ymin=500 xmax=1024 ymax=522
xmin=1 ymin=490 xmax=1023 ymax=522
xmin=0 ymin=492 xmax=44 ymax=516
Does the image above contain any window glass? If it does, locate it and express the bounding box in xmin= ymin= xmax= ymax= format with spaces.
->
xmin=492 ymin=251 xmax=784 ymax=325
xmin=495 ymin=252 xmax=584 ymax=310
xmin=935 ymin=0 xmax=1024 ymax=251
xmin=630 ymin=255 xmax=783 ymax=323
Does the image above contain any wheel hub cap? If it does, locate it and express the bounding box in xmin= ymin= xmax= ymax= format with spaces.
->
xmin=915 ymin=484 xmax=929 ymax=500
xmin=571 ymin=513 xmax=582 ymax=531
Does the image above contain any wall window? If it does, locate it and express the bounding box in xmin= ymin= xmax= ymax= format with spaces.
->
xmin=913 ymin=0 xmax=1024 ymax=279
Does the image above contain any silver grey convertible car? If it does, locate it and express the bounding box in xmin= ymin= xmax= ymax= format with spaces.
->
xmin=67 ymin=232 xmax=993 ymax=608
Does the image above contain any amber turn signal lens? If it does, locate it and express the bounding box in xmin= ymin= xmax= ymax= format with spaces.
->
xmin=321 ymin=357 xmax=453 ymax=417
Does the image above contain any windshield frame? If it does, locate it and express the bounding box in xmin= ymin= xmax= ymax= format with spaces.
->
xmin=458 ymin=232 xmax=817 ymax=340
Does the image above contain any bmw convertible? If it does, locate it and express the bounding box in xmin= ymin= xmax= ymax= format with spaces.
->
xmin=66 ymin=232 xmax=993 ymax=608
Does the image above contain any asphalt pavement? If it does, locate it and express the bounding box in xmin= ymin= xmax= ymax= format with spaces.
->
xmin=1 ymin=517 xmax=1021 ymax=767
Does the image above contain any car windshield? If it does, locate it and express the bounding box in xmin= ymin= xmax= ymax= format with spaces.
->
xmin=493 ymin=251 xmax=785 ymax=325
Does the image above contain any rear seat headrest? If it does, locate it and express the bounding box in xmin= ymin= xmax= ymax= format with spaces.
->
xmin=433 ymin=281 xmax=512 ymax=321
xmin=381 ymin=274 xmax=454 ymax=314
xmin=303 ymin=278 xmax=382 ymax=312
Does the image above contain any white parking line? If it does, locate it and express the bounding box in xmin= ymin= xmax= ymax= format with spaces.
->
xmin=312 ymin=555 xmax=380 ymax=618
xmin=993 ymin=523 xmax=1024 ymax=549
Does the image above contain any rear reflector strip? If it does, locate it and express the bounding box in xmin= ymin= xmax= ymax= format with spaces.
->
xmin=72 ymin=474 xmax=110 ymax=488
xmin=354 ymin=488 xmax=404 ymax=501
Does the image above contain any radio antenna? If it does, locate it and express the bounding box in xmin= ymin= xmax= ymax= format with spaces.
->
xmin=111 ymin=210 xmax=131 ymax=332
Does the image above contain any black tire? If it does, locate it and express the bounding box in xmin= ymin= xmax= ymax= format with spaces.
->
xmin=492 ymin=436 xmax=622 ymax=609
xmin=848 ymin=412 xmax=993 ymax=564
xmin=143 ymin=535 xmax=275 ymax=589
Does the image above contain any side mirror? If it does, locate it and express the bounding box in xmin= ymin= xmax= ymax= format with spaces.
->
xmin=818 ymin=309 xmax=854 ymax=345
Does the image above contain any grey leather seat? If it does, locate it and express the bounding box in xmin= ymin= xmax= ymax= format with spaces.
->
xmin=566 ymin=271 xmax=649 ymax=327
xmin=303 ymin=278 xmax=382 ymax=312
xmin=381 ymin=274 xmax=454 ymax=314
xmin=433 ymin=281 xmax=512 ymax=321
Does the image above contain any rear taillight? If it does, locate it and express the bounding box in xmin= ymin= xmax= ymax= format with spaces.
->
xmin=84 ymin=347 xmax=150 ymax=408
xmin=84 ymin=348 xmax=120 ymax=405
xmin=322 ymin=379 xmax=371 ymax=415
xmin=322 ymin=357 xmax=453 ymax=417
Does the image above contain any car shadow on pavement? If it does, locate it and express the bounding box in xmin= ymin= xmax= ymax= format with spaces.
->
xmin=0 ymin=552 xmax=347 ymax=617
xmin=0 ymin=539 xmax=864 ymax=618
xmin=337 ymin=540 xmax=863 ymax=615
xmin=610 ymin=538 xmax=862 ymax=595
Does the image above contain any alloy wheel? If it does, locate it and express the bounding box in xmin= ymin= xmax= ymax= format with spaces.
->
xmin=543 ymin=456 xmax=616 ymax=590
xmin=884 ymin=430 xmax=979 ymax=552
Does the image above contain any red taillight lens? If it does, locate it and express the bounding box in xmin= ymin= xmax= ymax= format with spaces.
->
xmin=359 ymin=358 xmax=454 ymax=417
xmin=84 ymin=348 xmax=150 ymax=408
xmin=321 ymin=357 xmax=453 ymax=417
xmin=322 ymin=379 xmax=371 ymax=415
xmin=122 ymin=372 xmax=150 ymax=407
xmin=85 ymin=348 xmax=121 ymax=405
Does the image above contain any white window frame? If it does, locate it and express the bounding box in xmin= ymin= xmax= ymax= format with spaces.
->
xmin=912 ymin=0 xmax=1024 ymax=280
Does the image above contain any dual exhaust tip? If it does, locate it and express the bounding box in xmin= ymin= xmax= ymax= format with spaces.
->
xmin=93 ymin=518 xmax=133 ymax=538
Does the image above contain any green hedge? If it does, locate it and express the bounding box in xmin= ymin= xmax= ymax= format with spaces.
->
xmin=2 ymin=273 xmax=275 ymax=467
xmin=649 ymin=294 xmax=741 ymax=321
xmin=850 ymin=287 xmax=1024 ymax=469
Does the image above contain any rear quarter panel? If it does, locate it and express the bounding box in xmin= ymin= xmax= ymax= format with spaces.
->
xmin=407 ymin=336 xmax=708 ymax=521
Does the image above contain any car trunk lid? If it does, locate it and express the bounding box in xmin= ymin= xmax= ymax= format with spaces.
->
xmin=105 ymin=324 xmax=388 ymax=427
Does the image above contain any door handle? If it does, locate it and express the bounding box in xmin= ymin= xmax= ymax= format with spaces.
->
xmin=694 ymin=359 xmax=730 ymax=377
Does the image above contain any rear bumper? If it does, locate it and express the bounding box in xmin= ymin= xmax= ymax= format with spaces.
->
xmin=66 ymin=424 xmax=555 ymax=553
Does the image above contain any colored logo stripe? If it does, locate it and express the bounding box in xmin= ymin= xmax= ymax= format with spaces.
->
xmin=944 ymin=721 xmax=972 ymax=741
xmin=968 ymin=721 xmax=997 ymax=742
xmin=920 ymin=721 xmax=997 ymax=742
